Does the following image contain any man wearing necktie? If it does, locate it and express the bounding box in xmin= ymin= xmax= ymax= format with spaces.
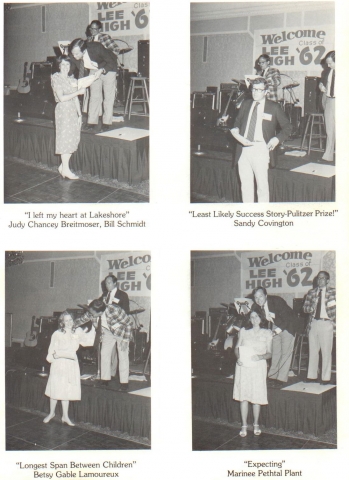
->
xmin=230 ymin=78 xmax=292 ymax=203
xmin=253 ymin=287 xmax=300 ymax=383
xmin=303 ymin=271 xmax=336 ymax=385
xmin=319 ymin=51 xmax=335 ymax=162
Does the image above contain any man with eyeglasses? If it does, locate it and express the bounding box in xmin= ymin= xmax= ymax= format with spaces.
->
xmin=230 ymin=77 xmax=292 ymax=203
xmin=257 ymin=54 xmax=281 ymax=103
xmin=87 ymin=20 xmax=120 ymax=56
xmin=303 ymin=271 xmax=336 ymax=385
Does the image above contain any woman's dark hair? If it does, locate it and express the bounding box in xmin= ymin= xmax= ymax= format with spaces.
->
xmin=70 ymin=38 xmax=87 ymax=53
xmin=56 ymin=55 xmax=72 ymax=69
xmin=105 ymin=274 xmax=118 ymax=285
xmin=325 ymin=50 xmax=335 ymax=62
xmin=244 ymin=304 xmax=269 ymax=330
xmin=58 ymin=311 xmax=76 ymax=333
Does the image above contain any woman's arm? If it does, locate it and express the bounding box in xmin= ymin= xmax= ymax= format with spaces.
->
xmin=53 ymin=83 xmax=86 ymax=103
xmin=234 ymin=329 xmax=244 ymax=365
xmin=253 ymin=331 xmax=272 ymax=361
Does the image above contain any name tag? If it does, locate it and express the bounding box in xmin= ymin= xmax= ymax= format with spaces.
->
xmin=262 ymin=113 xmax=272 ymax=121
xmin=327 ymin=300 xmax=336 ymax=307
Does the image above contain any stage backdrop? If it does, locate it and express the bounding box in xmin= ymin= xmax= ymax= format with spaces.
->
xmin=100 ymin=252 xmax=151 ymax=333
xmin=89 ymin=2 xmax=150 ymax=37
xmin=253 ymin=25 xmax=335 ymax=71
xmin=241 ymin=250 xmax=323 ymax=296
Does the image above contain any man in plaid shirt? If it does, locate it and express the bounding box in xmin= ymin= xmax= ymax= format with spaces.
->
xmin=257 ymin=54 xmax=281 ymax=103
xmin=87 ymin=20 xmax=120 ymax=56
xmin=75 ymin=298 xmax=133 ymax=390
xmin=303 ymin=271 xmax=336 ymax=385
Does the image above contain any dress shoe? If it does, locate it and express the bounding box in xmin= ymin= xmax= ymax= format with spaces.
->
xmin=253 ymin=424 xmax=261 ymax=436
xmin=305 ymin=378 xmax=318 ymax=383
xmin=43 ymin=413 xmax=55 ymax=424
xmin=101 ymin=124 xmax=112 ymax=132
xmin=61 ymin=170 xmax=79 ymax=180
xmin=320 ymin=380 xmax=331 ymax=385
xmin=118 ymin=383 xmax=129 ymax=392
xmin=62 ymin=417 xmax=75 ymax=426
xmin=84 ymin=124 xmax=98 ymax=133
xmin=239 ymin=425 xmax=247 ymax=437
xmin=100 ymin=380 xmax=110 ymax=387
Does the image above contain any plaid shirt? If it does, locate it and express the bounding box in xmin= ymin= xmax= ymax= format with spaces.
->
xmin=87 ymin=33 xmax=120 ymax=56
xmin=259 ymin=67 xmax=281 ymax=102
xmin=303 ymin=286 xmax=336 ymax=331
xmin=75 ymin=304 xmax=133 ymax=342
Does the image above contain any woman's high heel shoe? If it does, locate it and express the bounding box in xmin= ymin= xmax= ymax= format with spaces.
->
xmin=43 ymin=414 xmax=55 ymax=424
xmin=253 ymin=424 xmax=261 ymax=436
xmin=239 ymin=425 xmax=247 ymax=437
xmin=62 ymin=418 xmax=75 ymax=426
xmin=62 ymin=171 xmax=79 ymax=180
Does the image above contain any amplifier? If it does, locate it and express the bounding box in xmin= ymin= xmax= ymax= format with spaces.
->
xmin=220 ymin=82 xmax=238 ymax=91
xmin=304 ymin=76 xmax=320 ymax=115
xmin=192 ymin=92 xmax=216 ymax=109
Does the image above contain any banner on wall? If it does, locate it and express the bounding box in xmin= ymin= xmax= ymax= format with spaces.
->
xmin=89 ymin=3 xmax=150 ymax=37
xmin=100 ymin=252 xmax=151 ymax=296
xmin=241 ymin=251 xmax=323 ymax=296
xmin=253 ymin=26 xmax=334 ymax=71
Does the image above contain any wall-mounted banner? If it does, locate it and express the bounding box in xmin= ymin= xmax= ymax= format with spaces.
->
xmin=253 ymin=25 xmax=334 ymax=71
xmin=241 ymin=251 xmax=323 ymax=295
xmin=100 ymin=252 xmax=151 ymax=296
xmin=89 ymin=2 xmax=150 ymax=37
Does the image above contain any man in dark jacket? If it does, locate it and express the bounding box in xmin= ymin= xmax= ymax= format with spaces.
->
xmin=253 ymin=287 xmax=300 ymax=382
xmin=231 ymin=77 xmax=292 ymax=203
xmin=70 ymin=38 xmax=118 ymax=132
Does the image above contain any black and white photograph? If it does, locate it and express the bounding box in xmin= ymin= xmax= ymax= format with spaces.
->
xmin=4 ymin=3 xmax=149 ymax=203
xmin=190 ymin=2 xmax=335 ymax=203
xmin=5 ymin=251 xmax=151 ymax=450
xmin=191 ymin=250 xmax=336 ymax=450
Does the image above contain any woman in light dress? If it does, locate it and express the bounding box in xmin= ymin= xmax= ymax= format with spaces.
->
xmin=43 ymin=311 xmax=95 ymax=426
xmin=51 ymin=56 xmax=100 ymax=180
xmin=233 ymin=304 xmax=272 ymax=437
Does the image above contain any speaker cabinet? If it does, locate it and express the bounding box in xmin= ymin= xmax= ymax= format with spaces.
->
xmin=304 ymin=76 xmax=320 ymax=115
xmin=138 ymin=40 xmax=149 ymax=78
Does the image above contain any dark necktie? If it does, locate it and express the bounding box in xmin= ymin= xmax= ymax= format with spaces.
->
xmin=246 ymin=102 xmax=259 ymax=141
xmin=261 ymin=305 xmax=271 ymax=330
xmin=79 ymin=59 xmax=85 ymax=79
xmin=106 ymin=292 xmax=111 ymax=304
xmin=330 ymin=70 xmax=335 ymax=98
xmin=315 ymin=289 xmax=322 ymax=319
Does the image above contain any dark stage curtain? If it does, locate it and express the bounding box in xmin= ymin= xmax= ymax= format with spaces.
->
xmin=6 ymin=370 xmax=150 ymax=440
xmin=191 ymin=153 xmax=335 ymax=202
xmin=192 ymin=376 xmax=336 ymax=436
xmin=4 ymin=117 xmax=149 ymax=185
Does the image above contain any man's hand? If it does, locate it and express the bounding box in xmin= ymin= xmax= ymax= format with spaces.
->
xmin=95 ymin=69 xmax=104 ymax=79
xmin=251 ymin=355 xmax=260 ymax=361
xmin=78 ymin=116 xmax=82 ymax=129
xmin=319 ymin=82 xmax=327 ymax=94
xmin=120 ymin=340 xmax=128 ymax=351
xmin=230 ymin=128 xmax=253 ymax=147
xmin=267 ymin=137 xmax=279 ymax=151
xmin=237 ymin=359 xmax=243 ymax=366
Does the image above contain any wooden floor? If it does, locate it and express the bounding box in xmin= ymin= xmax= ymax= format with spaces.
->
xmin=6 ymin=406 xmax=150 ymax=450
xmin=193 ymin=419 xmax=336 ymax=451
xmin=4 ymin=157 xmax=149 ymax=204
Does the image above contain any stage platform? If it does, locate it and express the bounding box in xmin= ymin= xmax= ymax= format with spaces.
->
xmin=6 ymin=367 xmax=151 ymax=441
xmin=191 ymin=149 xmax=335 ymax=203
xmin=192 ymin=374 xmax=336 ymax=437
xmin=4 ymin=114 xmax=149 ymax=186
